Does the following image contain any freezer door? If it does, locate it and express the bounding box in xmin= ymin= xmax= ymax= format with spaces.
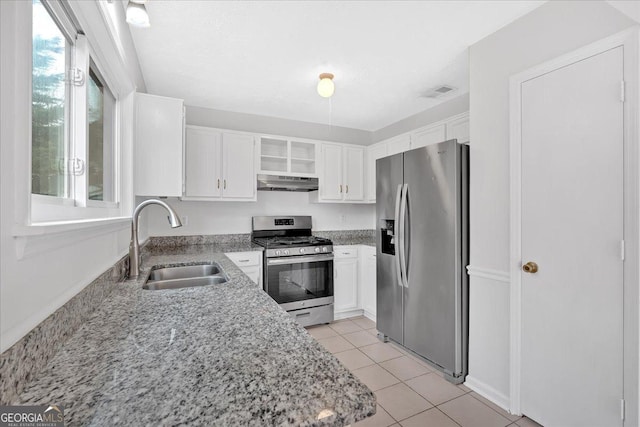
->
xmin=376 ymin=153 xmax=404 ymax=344
xmin=402 ymin=140 xmax=463 ymax=375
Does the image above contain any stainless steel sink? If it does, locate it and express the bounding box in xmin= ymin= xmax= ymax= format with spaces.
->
xmin=148 ymin=264 xmax=222 ymax=281
xmin=143 ymin=275 xmax=228 ymax=291
xmin=143 ymin=263 xmax=228 ymax=290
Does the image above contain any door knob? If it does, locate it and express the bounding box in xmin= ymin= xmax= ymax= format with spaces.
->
xmin=522 ymin=262 xmax=538 ymax=274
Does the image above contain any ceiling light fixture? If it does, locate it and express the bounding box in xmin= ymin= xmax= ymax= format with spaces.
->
xmin=126 ymin=0 xmax=150 ymax=28
xmin=317 ymin=73 xmax=335 ymax=98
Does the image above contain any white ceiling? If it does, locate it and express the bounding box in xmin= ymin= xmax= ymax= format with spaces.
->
xmin=130 ymin=1 xmax=545 ymax=131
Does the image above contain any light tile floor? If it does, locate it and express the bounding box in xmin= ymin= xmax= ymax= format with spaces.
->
xmin=307 ymin=317 xmax=544 ymax=427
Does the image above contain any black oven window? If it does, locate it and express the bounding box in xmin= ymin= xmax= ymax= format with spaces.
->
xmin=267 ymin=260 xmax=333 ymax=304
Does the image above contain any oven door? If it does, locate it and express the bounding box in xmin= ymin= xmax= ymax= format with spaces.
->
xmin=265 ymin=254 xmax=334 ymax=311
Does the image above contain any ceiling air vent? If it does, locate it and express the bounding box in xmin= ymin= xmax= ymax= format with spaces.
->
xmin=423 ymin=85 xmax=457 ymax=99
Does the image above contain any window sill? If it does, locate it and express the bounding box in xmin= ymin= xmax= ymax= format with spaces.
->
xmin=12 ymin=217 xmax=131 ymax=260
xmin=14 ymin=216 xmax=130 ymax=237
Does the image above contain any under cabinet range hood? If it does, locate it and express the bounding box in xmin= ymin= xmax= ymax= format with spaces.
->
xmin=257 ymin=174 xmax=319 ymax=192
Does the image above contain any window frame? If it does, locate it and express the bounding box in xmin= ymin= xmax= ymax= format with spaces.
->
xmin=30 ymin=0 xmax=121 ymax=223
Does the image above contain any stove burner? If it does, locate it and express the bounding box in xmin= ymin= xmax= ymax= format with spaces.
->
xmin=253 ymin=235 xmax=332 ymax=248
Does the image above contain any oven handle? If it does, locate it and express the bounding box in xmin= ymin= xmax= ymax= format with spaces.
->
xmin=267 ymin=254 xmax=334 ymax=265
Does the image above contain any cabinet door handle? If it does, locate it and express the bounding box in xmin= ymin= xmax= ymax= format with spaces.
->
xmin=238 ymin=259 xmax=250 ymax=263
xmin=339 ymin=184 xmax=343 ymax=193
xmin=346 ymin=184 xmax=349 ymax=193
xmin=224 ymin=179 xmax=227 ymax=189
xmin=217 ymin=179 xmax=220 ymax=189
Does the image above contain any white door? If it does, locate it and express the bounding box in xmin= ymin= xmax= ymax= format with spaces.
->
xmin=185 ymin=127 xmax=221 ymax=198
xmin=344 ymin=146 xmax=364 ymax=201
xmin=520 ymin=47 xmax=623 ymax=426
xmin=320 ymin=144 xmax=343 ymax=200
xmin=222 ymin=133 xmax=255 ymax=199
xmin=411 ymin=124 xmax=445 ymax=149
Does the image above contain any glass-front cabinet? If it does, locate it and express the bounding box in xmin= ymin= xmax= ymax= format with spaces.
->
xmin=259 ymin=136 xmax=318 ymax=177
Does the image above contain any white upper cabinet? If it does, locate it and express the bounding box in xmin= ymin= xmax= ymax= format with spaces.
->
xmin=411 ymin=123 xmax=446 ymax=149
xmin=259 ymin=137 xmax=318 ymax=177
xmin=314 ymin=143 xmax=364 ymax=203
xmin=184 ymin=126 xmax=256 ymax=201
xmin=135 ymin=93 xmax=184 ymax=197
xmin=185 ymin=127 xmax=222 ymax=198
xmin=446 ymin=112 xmax=470 ymax=144
xmin=222 ymin=133 xmax=256 ymax=199
xmin=365 ymin=142 xmax=387 ymax=202
xmin=386 ymin=134 xmax=411 ymax=156
xmin=343 ymin=146 xmax=365 ymax=201
xmin=319 ymin=144 xmax=343 ymax=200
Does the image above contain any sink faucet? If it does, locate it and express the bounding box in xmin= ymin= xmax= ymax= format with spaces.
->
xmin=129 ymin=199 xmax=182 ymax=278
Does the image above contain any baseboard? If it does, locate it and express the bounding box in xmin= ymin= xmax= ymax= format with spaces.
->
xmin=363 ymin=310 xmax=376 ymax=323
xmin=463 ymin=375 xmax=512 ymax=414
xmin=334 ymin=309 xmax=364 ymax=320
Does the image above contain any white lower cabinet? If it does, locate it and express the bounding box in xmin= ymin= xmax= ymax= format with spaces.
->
xmin=333 ymin=246 xmax=359 ymax=316
xmin=332 ymin=245 xmax=377 ymax=320
xmin=225 ymin=251 xmax=263 ymax=286
xmin=359 ymin=246 xmax=377 ymax=319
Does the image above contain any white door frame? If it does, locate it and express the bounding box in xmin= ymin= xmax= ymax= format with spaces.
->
xmin=509 ymin=27 xmax=640 ymax=423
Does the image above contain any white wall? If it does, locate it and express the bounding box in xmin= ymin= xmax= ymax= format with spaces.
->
xmin=144 ymin=192 xmax=375 ymax=236
xmin=0 ymin=1 xmax=143 ymax=352
xmin=467 ymin=0 xmax=635 ymax=408
xmin=187 ymin=105 xmax=371 ymax=146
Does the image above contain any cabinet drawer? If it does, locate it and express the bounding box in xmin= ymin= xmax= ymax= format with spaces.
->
xmin=334 ymin=246 xmax=358 ymax=259
xmin=225 ymin=251 xmax=262 ymax=267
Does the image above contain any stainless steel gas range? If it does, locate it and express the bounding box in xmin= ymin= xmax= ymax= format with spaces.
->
xmin=252 ymin=216 xmax=334 ymax=327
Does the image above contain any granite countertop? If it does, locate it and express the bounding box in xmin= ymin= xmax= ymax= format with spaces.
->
xmin=18 ymin=246 xmax=375 ymax=426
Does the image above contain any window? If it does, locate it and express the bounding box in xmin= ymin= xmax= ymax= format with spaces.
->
xmin=31 ymin=0 xmax=119 ymax=221
xmin=31 ymin=0 xmax=70 ymax=198
xmin=87 ymin=63 xmax=115 ymax=202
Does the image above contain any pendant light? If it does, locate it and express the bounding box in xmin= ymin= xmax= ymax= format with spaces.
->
xmin=126 ymin=0 xmax=150 ymax=28
xmin=317 ymin=73 xmax=335 ymax=98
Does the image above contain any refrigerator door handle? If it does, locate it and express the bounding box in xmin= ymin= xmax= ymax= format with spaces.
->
xmin=394 ymin=184 xmax=403 ymax=287
xmin=399 ymin=183 xmax=409 ymax=288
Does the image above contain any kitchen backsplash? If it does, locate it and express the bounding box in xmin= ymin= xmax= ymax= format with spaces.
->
xmin=145 ymin=233 xmax=252 ymax=249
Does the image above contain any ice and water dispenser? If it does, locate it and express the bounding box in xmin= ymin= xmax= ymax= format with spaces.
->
xmin=380 ymin=219 xmax=396 ymax=255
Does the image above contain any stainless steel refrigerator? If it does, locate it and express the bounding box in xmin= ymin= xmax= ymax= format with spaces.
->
xmin=376 ymin=139 xmax=469 ymax=384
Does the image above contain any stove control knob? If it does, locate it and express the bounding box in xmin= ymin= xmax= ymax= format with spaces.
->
xmin=315 ymin=247 xmax=320 ymax=253
xmin=299 ymin=248 xmax=305 ymax=254
xmin=322 ymin=247 xmax=328 ymax=252
xmin=275 ymin=250 xmax=281 ymax=256
xmin=283 ymin=250 xmax=289 ymax=255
